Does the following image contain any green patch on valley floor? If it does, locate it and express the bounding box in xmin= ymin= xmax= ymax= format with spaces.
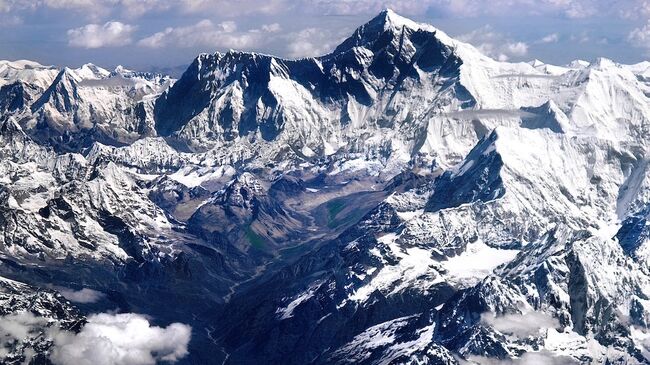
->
xmin=327 ymin=200 xmax=346 ymax=220
xmin=246 ymin=227 xmax=265 ymax=249
xmin=327 ymin=200 xmax=346 ymax=227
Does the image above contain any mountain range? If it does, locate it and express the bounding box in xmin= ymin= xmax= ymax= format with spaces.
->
xmin=1 ymin=9 xmax=650 ymax=365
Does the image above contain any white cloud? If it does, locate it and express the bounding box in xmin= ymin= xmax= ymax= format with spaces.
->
xmin=56 ymin=287 xmax=105 ymax=303
xmin=218 ymin=20 xmax=237 ymax=33
xmin=44 ymin=0 xmax=115 ymax=19
xmin=505 ymin=42 xmax=529 ymax=57
xmin=0 ymin=312 xmax=48 ymax=342
xmin=0 ymin=0 xmax=37 ymax=13
xmin=0 ymin=312 xmax=48 ymax=362
xmin=0 ymin=311 xmax=191 ymax=365
xmin=539 ymin=33 xmax=559 ymax=44
xmin=44 ymin=0 xmax=109 ymax=7
xmin=42 ymin=0 xmax=168 ymax=18
xmin=180 ymin=0 xmax=290 ymax=16
xmin=569 ymin=31 xmax=591 ymax=44
xmin=480 ymin=311 xmax=560 ymax=337
xmin=3 ymin=0 xmax=285 ymax=17
xmin=619 ymin=0 xmax=650 ymax=19
xmin=68 ymin=21 xmax=136 ymax=48
xmin=468 ymin=350 xmax=579 ymax=365
xmin=631 ymin=325 xmax=650 ymax=359
xmin=138 ymin=19 xmax=258 ymax=49
xmin=119 ymin=0 xmax=169 ymax=17
xmin=458 ymin=26 xmax=529 ymax=61
xmin=261 ymin=23 xmax=282 ymax=33
xmin=50 ymin=313 xmax=191 ymax=365
xmin=629 ymin=21 xmax=650 ymax=49
xmin=285 ymin=27 xmax=344 ymax=58
xmin=560 ymin=2 xmax=597 ymax=18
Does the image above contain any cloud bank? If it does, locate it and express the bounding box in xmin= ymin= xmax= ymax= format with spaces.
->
xmin=50 ymin=313 xmax=192 ymax=365
xmin=480 ymin=311 xmax=560 ymax=337
xmin=0 ymin=311 xmax=191 ymax=365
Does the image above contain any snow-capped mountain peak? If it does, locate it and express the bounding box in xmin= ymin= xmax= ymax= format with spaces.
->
xmin=75 ymin=63 xmax=111 ymax=80
xmin=365 ymin=8 xmax=425 ymax=34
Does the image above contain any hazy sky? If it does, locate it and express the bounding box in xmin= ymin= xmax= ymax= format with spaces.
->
xmin=0 ymin=0 xmax=649 ymax=72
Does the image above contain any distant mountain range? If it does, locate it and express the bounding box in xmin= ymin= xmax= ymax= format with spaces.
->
xmin=1 ymin=9 xmax=650 ymax=365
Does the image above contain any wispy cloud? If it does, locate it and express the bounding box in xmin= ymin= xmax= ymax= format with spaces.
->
xmin=538 ymin=33 xmax=560 ymax=44
xmin=56 ymin=287 xmax=105 ymax=303
xmin=44 ymin=0 xmax=113 ymax=20
xmin=179 ymin=0 xmax=290 ymax=16
xmin=458 ymin=26 xmax=529 ymax=61
xmin=260 ymin=23 xmax=281 ymax=33
xmin=629 ymin=21 xmax=650 ymax=50
xmin=0 ymin=13 xmax=21 ymax=26
xmin=42 ymin=0 xmax=169 ymax=19
xmin=306 ymin=0 xmax=606 ymax=19
xmin=569 ymin=30 xmax=591 ymax=44
xmin=2 ymin=0 xmax=644 ymax=20
xmin=480 ymin=311 xmax=560 ymax=337
xmin=0 ymin=0 xmax=38 ymax=13
xmin=285 ymin=27 xmax=344 ymax=58
xmin=138 ymin=20 xmax=279 ymax=50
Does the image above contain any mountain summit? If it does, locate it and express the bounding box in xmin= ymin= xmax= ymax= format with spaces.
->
xmin=153 ymin=9 xmax=474 ymax=165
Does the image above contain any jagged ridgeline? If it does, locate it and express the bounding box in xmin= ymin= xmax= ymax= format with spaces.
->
xmin=1 ymin=9 xmax=650 ymax=365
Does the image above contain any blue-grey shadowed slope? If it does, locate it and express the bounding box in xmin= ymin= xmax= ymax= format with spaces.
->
xmin=425 ymin=130 xmax=505 ymax=212
xmin=616 ymin=206 xmax=650 ymax=256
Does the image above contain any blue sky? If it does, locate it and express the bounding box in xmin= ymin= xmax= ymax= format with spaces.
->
xmin=0 ymin=0 xmax=649 ymax=72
